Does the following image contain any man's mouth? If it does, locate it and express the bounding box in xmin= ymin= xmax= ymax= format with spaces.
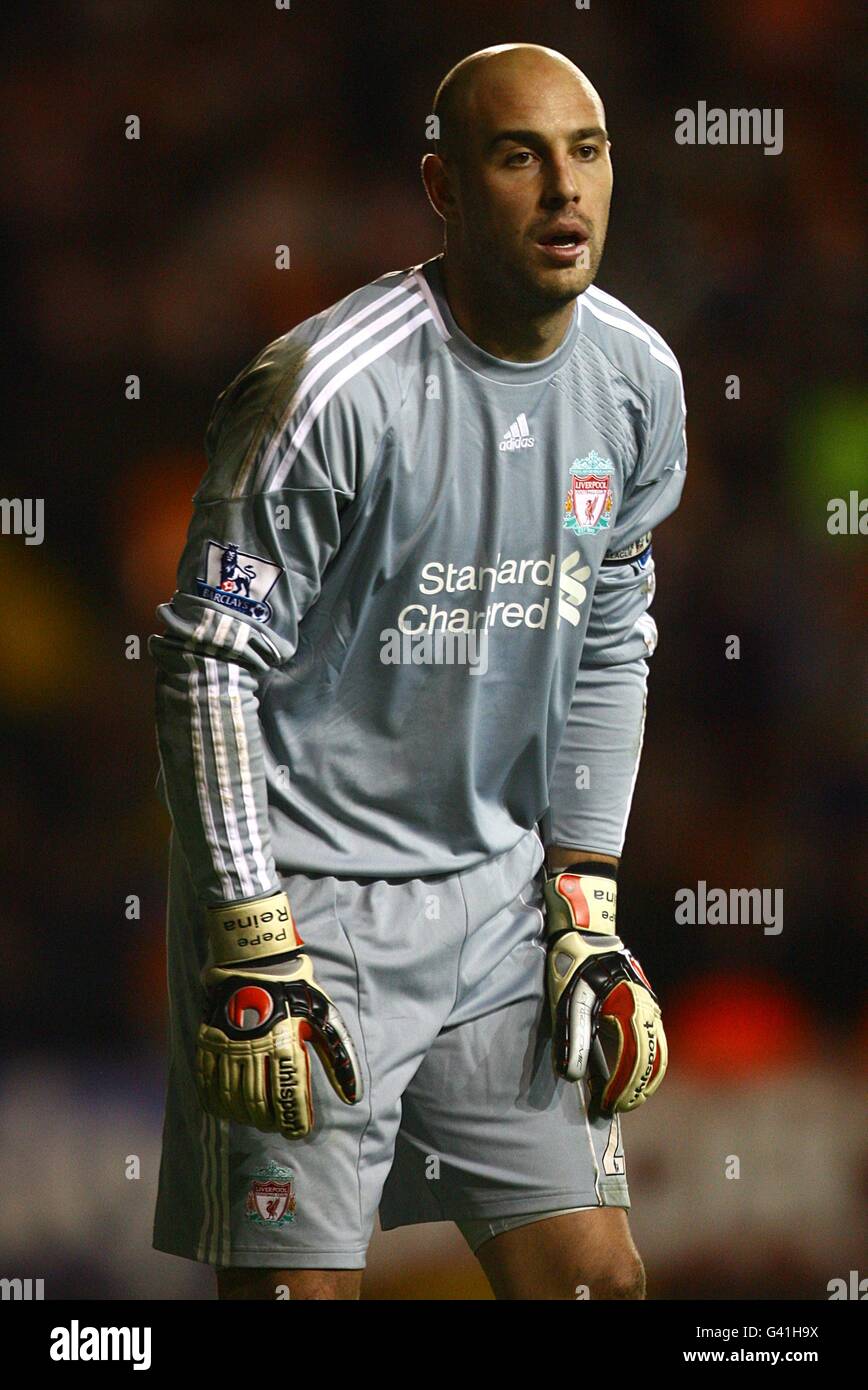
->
xmin=535 ymin=227 xmax=590 ymax=263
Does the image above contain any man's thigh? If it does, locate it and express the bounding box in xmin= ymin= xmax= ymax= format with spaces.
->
xmin=474 ymin=1207 xmax=645 ymax=1301
xmin=379 ymin=839 xmax=630 ymax=1230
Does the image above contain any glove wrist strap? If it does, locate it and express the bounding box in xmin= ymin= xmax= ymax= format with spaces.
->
xmin=545 ymin=868 xmax=618 ymax=937
xmin=205 ymin=890 xmax=301 ymax=966
xmin=550 ymin=859 xmax=618 ymax=882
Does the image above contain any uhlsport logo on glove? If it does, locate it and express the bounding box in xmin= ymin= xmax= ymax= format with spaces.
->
xmin=197 ymin=891 xmax=364 ymax=1141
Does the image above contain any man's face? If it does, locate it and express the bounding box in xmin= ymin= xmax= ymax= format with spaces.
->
xmin=448 ymin=60 xmax=613 ymax=310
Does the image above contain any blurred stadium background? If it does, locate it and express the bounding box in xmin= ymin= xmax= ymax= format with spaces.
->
xmin=0 ymin=0 xmax=864 ymax=1299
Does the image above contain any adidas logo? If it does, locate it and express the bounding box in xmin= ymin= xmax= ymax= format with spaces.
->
xmin=499 ymin=413 xmax=535 ymax=451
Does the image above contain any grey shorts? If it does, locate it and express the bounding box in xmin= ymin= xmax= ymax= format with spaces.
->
xmin=153 ymin=827 xmax=629 ymax=1269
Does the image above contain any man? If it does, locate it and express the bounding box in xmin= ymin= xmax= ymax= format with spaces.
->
xmin=150 ymin=43 xmax=686 ymax=1300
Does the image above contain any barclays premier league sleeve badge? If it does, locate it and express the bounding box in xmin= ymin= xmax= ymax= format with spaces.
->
xmin=563 ymin=451 xmax=615 ymax=535
xmin=196 ymin=540 xmax=284 ymax=622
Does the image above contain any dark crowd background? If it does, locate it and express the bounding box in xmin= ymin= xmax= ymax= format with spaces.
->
xmin=1 ymin=0 xmax=865 ymax=1300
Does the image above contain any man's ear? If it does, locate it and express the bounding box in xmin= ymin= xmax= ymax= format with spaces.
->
xmin=421 ymin=151 xmax=457 ymax=221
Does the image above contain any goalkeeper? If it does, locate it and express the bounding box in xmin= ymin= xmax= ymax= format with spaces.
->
xmin=150 ymin=43 xmax=684 ymax=1301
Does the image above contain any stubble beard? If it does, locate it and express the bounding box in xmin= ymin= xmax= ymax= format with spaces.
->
xmin=480 ymin=226 xmax=606 ymax=322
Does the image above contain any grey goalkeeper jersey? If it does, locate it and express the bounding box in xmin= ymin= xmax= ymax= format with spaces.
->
xmin=150 ymin=255 xmax=686 ymax=901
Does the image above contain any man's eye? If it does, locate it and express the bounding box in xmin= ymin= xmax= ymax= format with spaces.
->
xmin=506 ymin=151 xmax=534 ymax=166
xmin=577 ymin=145 xmax=599 ymax=160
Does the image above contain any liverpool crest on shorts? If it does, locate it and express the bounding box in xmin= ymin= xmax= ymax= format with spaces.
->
xmin=244 ymin=1161 xmax=296 ymax=1226
xmin=563 ymin=451 xmax=614 ymax=535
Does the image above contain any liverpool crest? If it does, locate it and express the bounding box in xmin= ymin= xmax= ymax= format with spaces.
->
xmin=563 ymin=451 xmax=614 ymax=535
xmin=244 ymin=1161 xmax=296 ymax=1227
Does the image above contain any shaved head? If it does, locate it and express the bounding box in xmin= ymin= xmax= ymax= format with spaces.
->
xmin=433 ymin=44 xmax=606 ymax=167
xmin=422 ymin=42 xmax=614 ymax=358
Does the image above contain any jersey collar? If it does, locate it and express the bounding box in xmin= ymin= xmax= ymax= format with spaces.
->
xmin=414 ymin=254 xmax=581 ymax=385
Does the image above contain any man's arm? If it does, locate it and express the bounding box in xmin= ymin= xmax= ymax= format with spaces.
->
xmin=545 ymin=346 xmax=687 ymax=863
xmin=149 ymin=339 xmax=369 ymax=1139
xmin=541 ymin=547 xmax=672 ymax=1114
xmin=150 ymin=341 xmax=353 ymax=909
xmin=150 ymin=481 xmax=341 ymax=909
xmin=544 ymin=542 xmax=659 ymax=865
xmin=540 ymin=349 xmax=687 ymax=1113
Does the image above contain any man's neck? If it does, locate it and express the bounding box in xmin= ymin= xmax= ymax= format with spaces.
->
xmin=438 ymin=251 xmax=575 ymax=364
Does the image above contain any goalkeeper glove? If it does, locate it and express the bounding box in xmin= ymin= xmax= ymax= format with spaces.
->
xmin=195 ymin=890 xmax=363 ymax=1140
xmin=543 ymin=862 xmax=667 ymax=1115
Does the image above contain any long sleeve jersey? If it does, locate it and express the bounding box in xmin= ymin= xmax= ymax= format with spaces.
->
xmin=150 ymin=254 xmax=686 ymax=902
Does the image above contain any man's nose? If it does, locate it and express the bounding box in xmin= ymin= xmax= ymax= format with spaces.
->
xmin=541 ymin=156 xmax=582 ymax=205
